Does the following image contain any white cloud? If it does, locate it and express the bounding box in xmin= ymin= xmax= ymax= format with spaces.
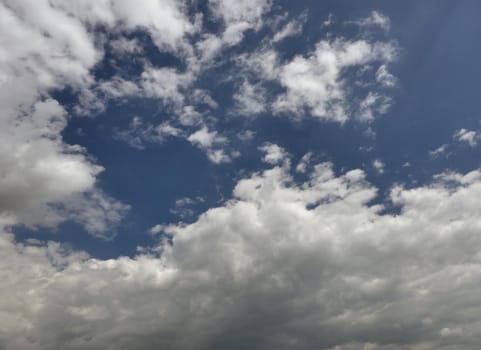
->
xmin=237 ymin=48 xmax=280 ymax=80
xmin=296 ymin=152 xmax=313 ymax=173
xmin=51 ymin=0 xmax=195 ymax=53
xmin=355 ymin=11 xmax=391 ymax=31
xmin=238 ymin=130 xmax=256 ymax=141
xmin=188 ymin=127 xmax=230 ymax=163
xmin=188 ymin=127 xmax=226 ymax=148
xmin=453 ymin=128 xmax=479 ymax=147
xmin=272 ymin=12 xmax=307 ymax=43
xmin=208 ymin=0 xmax=271 ymax=45
xmin=141 ymin=67 xmax=194 ymax=108
xmin=372 ymin=159 xmax=385 ymax=174
xmin=237 ymin=34 xmax=397 ymax=123
xmin=109 ymin=38 xmax=143 ymax=54
xmin=194 ymin=0 xmax=272 ymax=63
xmin=3 ymin=163 xmax=481 ymax=348
xmin=0 ymin=0 xmax=128 ymax=234
xmin=376 ymin=64 xmax=397 ymax=87
xmin=233 ymin=80 xmax=267 ymax=116
xmin=429 ymin=144 xmax=449 ymax=158
xmin=259 ymin=143 xmax=289 ymax=165
xmin=358 ymin=92 xmax=393 ymax=122
xmin=273 ymin=39 xmax=397 ymax=122
xmin=114 ymin=116 xmax=182 ymax=150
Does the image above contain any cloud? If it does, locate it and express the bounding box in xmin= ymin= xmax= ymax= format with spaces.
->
xmin=3 ymin=161 xmax=481 ymax=348
xmin=208 ymin=0 xmax=272 ymax=46
xmin=273 ymin=39 xmax=397 ymax=122
xmin=296 ymin=152 xmax=313 ymax=173
xmin=51 ymin=0 xmax=195 ymax=53
xmin=372 ymin=159 xmax=385 ymax=174
xmin=114 ymin=116 xmax=182 ymax=150
xmin=141 ymin=67 xmax=195 ymax=109
xmin=355 ymin=11 xmax=391 ymax=31
xmin=429 ymin=144 xmax=449 ymax=158
xmin=188 ymin=127 xmax=230 ymax=163
xmin=272 ymin=12 xmax=307 ymax=43
xmin=376 ymin=64 xmax=397 ymax=87
xmin=233 ymin=80 xmax=267 ymax=116
xmin=0 ymin=0 xmax=134 ymax=235
xmin=236 ymin=31 xmax=398 ymax=123
xmin=453 ymin=128 xmax=479 ymax=147
xmin=259 ymin=143 xmax=289 ymax=165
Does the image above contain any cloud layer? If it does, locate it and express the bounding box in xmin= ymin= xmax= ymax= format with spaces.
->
xmin=3 ymin=1 xmax=474 ymax=349
xmin=2 ymin=156 xmax=481 ymax=349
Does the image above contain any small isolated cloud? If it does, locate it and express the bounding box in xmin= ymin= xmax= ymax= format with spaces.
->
xmin=238 ymin=130 xmax=256 ymax=141
xmin=429 ymin=144 xmax=449 ymax=158
xmin=355 ymin=11 xmax=391 ymax=31
xmin=188 ymin=127 xmax=230 ymax=163
xmin=372 ymin=159 xmax=385 ymax=174
xmin=259 ymin=143 xmax=289 ymax=165
xmin=453 ymin=128 xmax=479 ymax=147
xmin=114 ymin=116 xmax=182 ymax=149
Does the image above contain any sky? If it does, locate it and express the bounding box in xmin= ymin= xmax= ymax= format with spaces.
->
xmin=2 ymin=0 xmax=481 ymax=349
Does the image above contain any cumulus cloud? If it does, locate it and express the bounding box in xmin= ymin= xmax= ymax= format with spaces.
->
xmin=372 ymin=159 xmax=385 ymax=174
xmin=259 ymin=143 xmax=289 ymax=164
xmin=296 ymin=152 xmax=313 ymax=173
xmin=208 ymin=0 xmax=272 ymax=46
xmin=376 ymin=64 xmax=397 ymax=87
xmin=3 ymin=161 xmax=481 ymax=348
xmin=236 ymin=34 xmax=397 ymax=123
xmin=233 ymin=80 xmax=267 ymax=116
xmin=0 ymin=0 xmax=128 ymax=233
xmin=453 ymin=128 xmax=479 ymax=147
xmin=50 ymin=0 xmax=195 ymax=53
xmin=273 ymin=39 xmax=397 ymax=122
xmin=188 ymin=127 xmax=231 ymax=163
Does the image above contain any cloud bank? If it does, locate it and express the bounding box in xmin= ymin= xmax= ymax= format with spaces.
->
xmin=2 ymin=158 xmax=481 ymax=349
xmin=3 ymin=1 xmax=474 ymax=349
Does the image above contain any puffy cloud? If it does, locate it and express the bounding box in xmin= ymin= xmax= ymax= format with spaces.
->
xmin=453 ymin=128 xmax=479 ymax=147
xmin=273 ymin=39 xmax=397 ymax=122
xmin=259 ymin=143 xmax=289 ymax=164
xmin=372 ymin=159 xmax=385 ymax=174
xmin=272 ymin=12 xmax=307 ymax=43
xmin=0 ymin=0 xmax=132 ymax=233
xmin=188 ymin=127 xmax=230 ymax=163
xmin=376 ymin=64 xmax=397 ymax=87
xmin=233 ymin=80 xmax=267 ymax=116
xmin=208 ymin=0 xmax=271 ymax=45
xmin=236 ymin=29 xmax=397 ymax=123
xmin=141 ymin=67 xmax=194 ymax=108
xmin=296 ymin=152 xmax=313 ymax=173
xmin=3 ymin=162 xmax=481 ymax=348
xmin=50 ymin=0 xmax=195 ymax=53
xmin=194 ymin=0 xmax=271 ymax=62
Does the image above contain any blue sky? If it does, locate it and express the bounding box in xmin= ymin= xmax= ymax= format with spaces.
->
xmin=3 ymin=1 xmax=481 ymax=349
